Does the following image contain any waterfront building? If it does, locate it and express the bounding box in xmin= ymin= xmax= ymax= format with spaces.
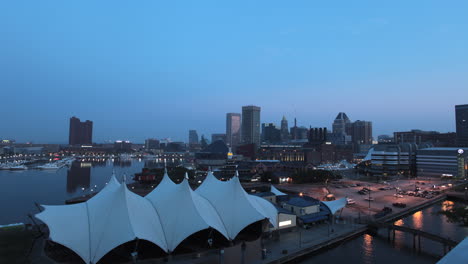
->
xmin=145 ymin=138 xmax=160 ymax=150
xmin=370 ymin=143 xmax=420 ymax=176
xmin=188 ymin=130 xmax=199 ymax=145
xmin=241 ymin=105 xmax=261 ymax=146
xmin=394 ymin=130 xmax=456 ymax=147
xmin=226 ymin=113 xmax=241 ymax=147
xmin=262 ymin=123 xmax=281 ymax=144
xmin=69 ymin=116 xmax=93 ymax=146
xmin=332 ymin=112 xmax=351 ymax=135
xmin=416 ymin=147 xmax=468 ymax=178
xmin=280 ymin=116 xmax=289 ymax=142
xmin=114 ymin=140 xmax=132 ymax=152
xmin=455 ymin=104 xmax=468 ymax=146
xmin=211 ymin=133 xmax=226 ymax=143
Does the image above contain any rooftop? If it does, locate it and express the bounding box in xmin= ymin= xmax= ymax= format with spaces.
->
xmin=285 ymin=197 xmax=320 ymax=207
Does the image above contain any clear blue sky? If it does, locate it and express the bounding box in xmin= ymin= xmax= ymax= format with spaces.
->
xmin=1 ymin=1 xmax=467 ymax=143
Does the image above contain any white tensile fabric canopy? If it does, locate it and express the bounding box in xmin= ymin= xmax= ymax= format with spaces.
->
xmin=36 ymin=174 xmax=167 ymax=264
xmin=36 ymin=171 xmax=278 ymax=264
xmin=270 ymin=185 xmax=287 ymax=196
xmin=196 ymin=172 xmax=277 ymax=239
xmin=322 ymin=197 xmax=347 ymax=215
xmin=145 ymin=172 xmax=229 ymax=252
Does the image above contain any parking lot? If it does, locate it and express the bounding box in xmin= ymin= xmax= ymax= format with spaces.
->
xmin=277 ymin=178 xmax=455 ymax=219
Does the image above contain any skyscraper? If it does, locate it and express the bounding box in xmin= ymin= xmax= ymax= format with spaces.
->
xmin=241 ymin=106 xmax=261 ymax=146
xmin=456 ymin=104 xmax=468 ymax=147
xmin=332 ymin=112 xmax=351 ymax=134
xmin=189 ymin=130 xmax=199 ymax=145
xmin=69 ymin=117 xmax=93 ymax=145
xmin=226 ymin=113 xmax=241 ymax=147
xmin=350 ymin=120 xmax=373 ymax=145
xmin=262 ymin=123 xmax=281 ymax=144
xmin=280 ymin=116 xmax=289 ymax=142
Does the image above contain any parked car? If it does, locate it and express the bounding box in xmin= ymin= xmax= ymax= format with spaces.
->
xmin=393 ymin=202 xmax=406 ymax=208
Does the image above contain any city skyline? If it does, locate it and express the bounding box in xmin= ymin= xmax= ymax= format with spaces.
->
xmin=1 ymin=1 xmax=468 ymax=143
xmin=0 ymin=107 xmax=463 ymax=144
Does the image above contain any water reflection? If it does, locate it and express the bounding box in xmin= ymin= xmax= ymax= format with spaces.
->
xmin=362 ymin=234 xmax=373 ymax=264
xmin=412 ymin=211 xmax=423 ymax=230
xmin=441 ymin=200 xmax=454 ymax=211
xmin=113 ymin=159 xmax=132 ymax=167
xmin=66 ymin=162 xmax=90 ymax=193
xmin=393 ymin=219 xmax=406 ymax=249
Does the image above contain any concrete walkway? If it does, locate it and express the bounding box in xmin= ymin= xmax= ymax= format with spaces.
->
xmin=261 ymin=222 xmax=366 ymax=264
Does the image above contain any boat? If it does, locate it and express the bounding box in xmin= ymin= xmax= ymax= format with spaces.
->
xmin=9 ymin=165 xmax=28 ymax=170
xmin=36 ymin=163 xmax=65 ymax=170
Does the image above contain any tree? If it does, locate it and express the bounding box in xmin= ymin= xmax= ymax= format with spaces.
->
xmin=438 ymin=206 xmax=468 ymax=226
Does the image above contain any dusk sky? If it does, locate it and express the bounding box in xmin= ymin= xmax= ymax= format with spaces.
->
xmin=1 ymin=1 xmax=467 ymax=143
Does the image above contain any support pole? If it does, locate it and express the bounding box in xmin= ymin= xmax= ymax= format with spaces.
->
xmin=28 ymin=214 xmax=43 ymax=236
xmin=418 ymin=235 xmax=421 ymax=253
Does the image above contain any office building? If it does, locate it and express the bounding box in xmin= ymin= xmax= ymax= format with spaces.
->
xmin=394 ymin=130 xmax=456 ymax=147
xmin=69 ymin=117 xmax=93 ymax=145
xmin=332 ymin=112 xmax=351 ymax=134
xmin=417 ymin=147 xmax=468 ymax=178
xmin=226 ymin=113 xmax=241 ymax=147
xmin=145 ymin=139 xmax=160 ymax=150
xmin=456 ymin=104 xmax=468 ymax=146
xmin=241 ymin=106 xmax=261 ymax=146
xmin=280 ymin=116 xmax=289 ymax=142
xmin=349 ymin=120 xmax=373 ymax=145
xmin=189 ymin=130 xmax=199 ymax=145
xmin=262 ymin=123 xmax=281 ymax=144
xmin=327 ymin=132 xmax=352 ymax=146
xmin=211 ymin=133 xmax=226 ymax=143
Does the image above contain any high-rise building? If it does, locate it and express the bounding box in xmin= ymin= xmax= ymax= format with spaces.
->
xmin=350 ymin=120 xmax=373 ymax=145
xmin=69 ymin=117 xmax=93 ymax=145
xmin=262 ymin=123 xmax=281 ymax=144
xmin=226 ymin=113 xmax=241 ymax=147
xmin=211 ymin=133 xmax=226 ymax=143
xmin=456 ymin=104 xmax=468 ymax=147
xmin=290 ymin=118 xmax=308 ymax=141
xmin=332 ymin=112 xmax=351 ymax=134
xmin=189 ymin=130 xmax=199 ymax=145
xmin=280 ymin=116 xmax=289 ymax=142
xmin=241 ymin=105 xmax=261 ymax=146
